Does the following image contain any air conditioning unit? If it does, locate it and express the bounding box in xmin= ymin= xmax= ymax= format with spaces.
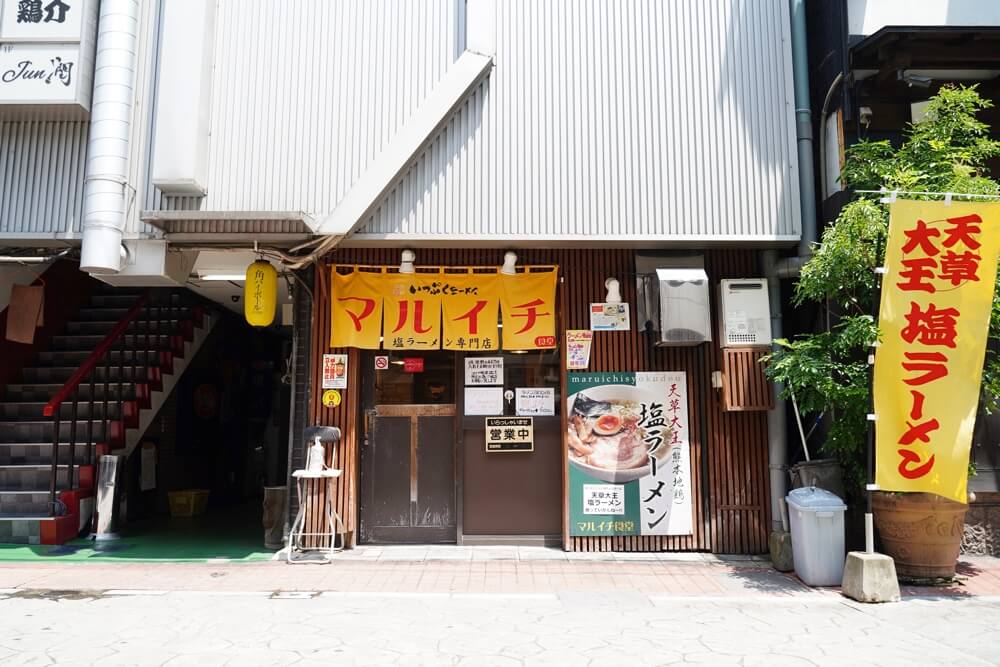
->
xmin=719 ymin=279 xmax=771 ymax=347
xmin=655 ymin=268 xmax=711 ymax=346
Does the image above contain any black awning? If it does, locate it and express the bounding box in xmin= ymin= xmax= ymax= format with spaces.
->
xmin=851 ymin=26 xmax=1000 ymax=71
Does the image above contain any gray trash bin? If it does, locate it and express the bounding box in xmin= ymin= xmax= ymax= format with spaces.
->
xmin=786 ymin=486 xmax=846 ymax=586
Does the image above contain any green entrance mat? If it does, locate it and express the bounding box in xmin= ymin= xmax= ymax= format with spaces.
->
xmin=0 ymin=515 xmax=276 ymax=563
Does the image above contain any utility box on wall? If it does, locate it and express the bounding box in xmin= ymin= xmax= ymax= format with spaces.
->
xmin=654 ymin=268 xmax=712 ymax=346
xmin=719 ymin=279 xmax=772 ymax=347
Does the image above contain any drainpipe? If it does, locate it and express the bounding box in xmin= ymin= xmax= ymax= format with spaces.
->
xmin=773 ymin=0 xmax=819 ymax=279
xmin=79 ymin=0 xmax=141 ymax=275
xmin=765 ymin=0 xmax=820 ymax=530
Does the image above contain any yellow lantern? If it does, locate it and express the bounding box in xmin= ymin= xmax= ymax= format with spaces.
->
xmin=244 ymin=260 xmax=277 ymax=326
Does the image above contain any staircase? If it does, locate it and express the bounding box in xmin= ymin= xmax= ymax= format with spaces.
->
xmin=0 ymin=287 xmax=217 ymax=545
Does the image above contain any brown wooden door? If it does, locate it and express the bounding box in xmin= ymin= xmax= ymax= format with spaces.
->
xmin=361 ymin=403 xmax=457 ymax=543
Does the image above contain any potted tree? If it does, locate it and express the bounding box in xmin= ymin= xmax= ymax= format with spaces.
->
xmin=765 ymin=85 xmax=1000 ymax=580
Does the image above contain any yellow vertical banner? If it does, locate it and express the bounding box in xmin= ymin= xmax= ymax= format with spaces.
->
xmin=440 ymin=272 xmax=501 ymax=351
xmin=381 ymin=273 xmax=443 ymax=350
xmin=875 ymin=200 xmax=1000 ymax=503
xmin=330 ymin=268 xmax=384 ymax=349
xmin=500 ymin=270 xmax=558 ymax=350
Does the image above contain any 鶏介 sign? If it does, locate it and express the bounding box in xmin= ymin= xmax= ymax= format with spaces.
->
xmin=874 ymin=200 xmax=1000 ymax=503
xmin=330 ymin=266 xmax=558 ymax=352
xmin=0 ymin=0 xmax=96 ymax=114
xmin=567 ymin=372 xmax=693 ymax=536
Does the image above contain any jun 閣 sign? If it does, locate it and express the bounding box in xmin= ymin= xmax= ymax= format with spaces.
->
xmin=874 ymin=200 xmax=1000 ymax=503
xmin=567 ymin=372 xmax=693 ymax=536
xmin=0 ymin=0 xmax=96 ymax=113
xmin=330 ymin=266 xmax=558 ymax=351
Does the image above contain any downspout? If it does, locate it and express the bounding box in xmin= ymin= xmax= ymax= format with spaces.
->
xmin=79 ymin=0 xmax=141 ymax=275
xmin=766 ymin=0 xmax=820 ymax=530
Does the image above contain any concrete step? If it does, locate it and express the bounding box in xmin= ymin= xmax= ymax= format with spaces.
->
xmin=64 ymin=319 xmax=182 ymax=336
xmin=20 ymin=365 xmax=154 ymax=384
xmin=0 ymin=402 xmax=122 ymax=421
xmin=0 ymin=442 xmax=97 ymax=466
xmin=3 ymin=382 xmax=137 ymax=403
xmin=35 ymin=349 xmax=162 ymax=368
xmin=0 ymin=420 xmax=108 ymax=444
xmin=0 ymin=464 xmax=79 ymax=491
xmin=0 ymin=490 xmax=52 ymax=517
xmin=48 ymin=333 xmax=175 ymax=352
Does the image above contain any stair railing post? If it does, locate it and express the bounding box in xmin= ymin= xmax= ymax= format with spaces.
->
xmin=118 ymin=328 xmax=125 ymax=451
xmin=50 ymin=412 xmax=60 ymax=515
xmin=88 ymin=369 xmax=96 ymax=465
xmin=69 ymin=389 xmax=78 ymax=491
xmin=103 ymin=338 xmax=110 ymax=453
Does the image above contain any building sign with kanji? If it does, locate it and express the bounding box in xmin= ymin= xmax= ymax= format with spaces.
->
xmin=330 ymin=265 xmax=557 ymax=351
xmin=485 ymin=417 xmax=533 ymax=452
xmin=0 ymin=0 xmax=96 ymax=113
xmin=567 ymin=371 xmax=693 ymax=536
xmin=874 ymin=200 xmax=1000 ymax=503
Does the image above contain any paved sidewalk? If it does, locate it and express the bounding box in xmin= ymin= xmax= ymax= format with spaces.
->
xmin=0 ymin=547 xmax=997 ymax=599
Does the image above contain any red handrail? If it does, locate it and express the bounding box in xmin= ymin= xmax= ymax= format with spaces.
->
xmin=42 ymin=290 xmax=150 ymax=418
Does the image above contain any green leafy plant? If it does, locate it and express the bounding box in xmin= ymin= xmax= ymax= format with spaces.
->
xmin=765 ymin=85 xmax=1000 ymax=495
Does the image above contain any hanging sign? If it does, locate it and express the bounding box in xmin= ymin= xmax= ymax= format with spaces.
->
xmin=441 ymin=273 xmax=500 ymax=351
xmin=874 ymin=200 xmax=1000 ymax=503
xmin=590 ymin=303 xmax=631 ymax=331
xmin=329 ymin=266 xmax=557 ymax=351
xmin=566 ymin=330 xmax=594 ymax=370
xmin=322 ymin=353 xmax=347 ymax=389
xmin=465 ymin=357 xmax=503 ymax=385
xmin=486 ymin=417 xmax=534 ymax=452
xmin=500 ymin=271 xmax=558 ymax=349
xmin=330 ymin=269 xmax=384 ymax=349
xmin=567 ymin=372 xmax=693 ymax=536
xmin=403 ymin=357 xmax=424 ymax=373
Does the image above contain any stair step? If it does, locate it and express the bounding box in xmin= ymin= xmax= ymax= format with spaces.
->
xmin=0 ymin=442 xmax=98 ymax=465
xmin=0 ymin=402 xmax=121 ymax=421
xmin=20 ymin=365 xmax=154 ymax=384
xmin=74 ymin=306 xmax=191 ymax=322
xmin=35 ymin=349 xmax=162 ymax=367
xmin=0 ymin=420 xmax=108 ymax=444
xmin=48 ymin=333 xmax=175 ymax=351
xmin=64 ymin=319 xmax=181 ymax=336
xmin=4 ymin=383 xmax=138 ymax=402
xmin=0 ymin=464 xmax=79 ymax=490
xmin=0 ymin=490 xmax=53 ymax=517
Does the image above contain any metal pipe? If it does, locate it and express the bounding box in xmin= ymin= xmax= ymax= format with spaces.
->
xmin=789 ymin=0 xmax=818 ymax=260
xmin=762 ymin=250 xmax=788 ymax=533
xmin=819 ymin=73 xmax=844 ymax=201
xmin=79 ymin=0 xmax=141 ymax=274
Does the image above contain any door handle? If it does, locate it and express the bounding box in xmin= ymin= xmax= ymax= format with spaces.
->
xmin=363 ymin=409 xmax=376 ymax=446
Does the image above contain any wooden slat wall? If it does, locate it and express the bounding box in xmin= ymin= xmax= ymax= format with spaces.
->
xmin=304 ymin=248 xmax=771 ymax=554
xmin=722 ymin=348 xmax=774 ymax=412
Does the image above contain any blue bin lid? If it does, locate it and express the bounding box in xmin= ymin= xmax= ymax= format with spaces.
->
xmin=786 ymin=486 xmax=846 ymax=511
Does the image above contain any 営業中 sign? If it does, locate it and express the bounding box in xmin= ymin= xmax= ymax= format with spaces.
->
xmin=485 ymin=417 xmax=533 ymax=452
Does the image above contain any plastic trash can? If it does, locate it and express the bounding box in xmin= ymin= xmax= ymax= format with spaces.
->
xmin=786 ymin=486 xmax=846 ymax=586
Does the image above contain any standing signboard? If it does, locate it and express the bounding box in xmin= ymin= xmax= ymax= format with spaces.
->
xmin=567 ymin=371 xmax=693 ymax=536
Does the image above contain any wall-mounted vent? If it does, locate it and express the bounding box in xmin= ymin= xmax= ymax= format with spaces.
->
xmin=719 ymin=279 xmax=772 ymax=347
xmin=654 ymin=268 xmax=712 ymax=347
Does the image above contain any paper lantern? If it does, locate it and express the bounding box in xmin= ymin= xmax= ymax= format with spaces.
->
xmin=244 ymin=260 xmax=277 ymax=326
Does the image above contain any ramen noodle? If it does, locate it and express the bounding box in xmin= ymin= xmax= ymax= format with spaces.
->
xmin=567 ymin=393 xmax=672 ymax=471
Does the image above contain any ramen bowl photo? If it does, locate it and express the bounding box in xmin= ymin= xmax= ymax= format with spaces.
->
xmin=566 ymin=385 xmax=672 ymax=484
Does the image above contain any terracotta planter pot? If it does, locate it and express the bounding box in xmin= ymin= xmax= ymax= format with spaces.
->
xmin=872 ymin=491 xmax=968 ymax=579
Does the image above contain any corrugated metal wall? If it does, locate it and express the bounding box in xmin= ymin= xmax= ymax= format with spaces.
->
xmin=358 ymin=0 xmax=800 ymax=242
xmin=190 ymin=0 xmax=800 ymax=242
xmin=1 ymin=0 xmax=161 ymax=241
xmin=201 ymin=0 xmax=462 ymax=213
xmin=0 ymin=121 xmax=88 ymax=237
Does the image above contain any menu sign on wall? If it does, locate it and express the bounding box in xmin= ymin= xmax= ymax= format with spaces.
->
xmin=0 ymin=0 xmax=97 ymax=114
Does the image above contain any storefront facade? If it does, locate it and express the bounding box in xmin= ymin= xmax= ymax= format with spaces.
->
xmin=295 ymin=248 xmax=773 ymax=553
